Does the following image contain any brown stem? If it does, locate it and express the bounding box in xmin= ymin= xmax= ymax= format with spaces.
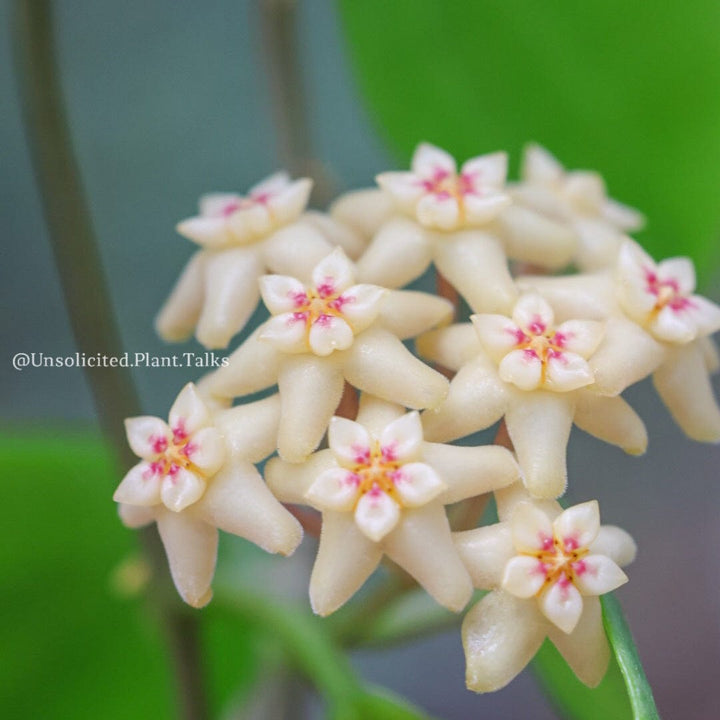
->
xmin=13 ymin=4 xmax=208 ymax=718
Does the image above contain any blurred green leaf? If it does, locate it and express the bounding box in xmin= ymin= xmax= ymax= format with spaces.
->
xmin=355 ymin=684 xmax=435 ymax=719
xmin=339 ymin=0 xmax=720 ymax=285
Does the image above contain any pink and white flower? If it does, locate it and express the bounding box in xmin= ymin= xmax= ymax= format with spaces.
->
xmin=377 ymin=143 xmax=511 ymax=231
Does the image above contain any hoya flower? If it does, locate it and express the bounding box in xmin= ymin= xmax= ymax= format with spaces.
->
xmin=456 ymin=487 xmax=636 ymax=692
xmin=156 ymin=172 xmax=358 ymax=349
xmin=515 ymin=143 xmax=645 ymax=270
xmin=201 ymin=248 xmax=451 ymax=462
xmin=266 ymin=396 xmax=519 ymax=615
xmin=114 ymin=384 xmax=302 ymax=607
xmin=418 ymin=294 xmax=647 ymax=498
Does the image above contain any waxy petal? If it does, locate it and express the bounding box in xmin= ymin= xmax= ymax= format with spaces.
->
xmin=522 ymin=143 xmax=565 ymax=185
xmin=249 ymin=170 xmax=291 ymax=196
xmin=539 ymin=578 xmax=584 ymax=634
xmin=312 ymin=247 xmax=355 ymax=295
xmin=266 ymin=177 xmax=313 ymax=224
xmin=125 ymin=416 xmax=171 ymax=460
xmin=572 ymin=555 xmax=628 ymax=596
xmin=615 ymin=240 xmax=658 ymax=321
xmin=176 ymin=216 xmax=230 ymax=247
xmin=259 ymin=274 xmax=308 ymax=315
xmin=502 ymin=555 xmax=548 ymax=598
xmin=328 ymin=416 xmax=372 ymax=469
xmin=590 ymin=526 xmax=637 ymax=567
xmin=354 ymin=489 xmax=400 ymax=542
xmin=454 ymin=523 xmax=515 ymax=589
xmin=553 ymin=319 xmax=604 ymax=358
xmin=463 ymin=193 xmax=512 ymax=225
xmin=472 ymin=314 xmax=526 ymax=363
xmin=416 ymin=192 xmax=461 ymax=230
xmin=337 ymin=284 xmax=386 ymax=333
xmin=226 ymin=203 xmax=272 ymax=239
xmin=461 ymin=151 xmax=508 ymax=188
xmin=169 ymin=383 xmax=212 ymax=437
xmin=411 ymin=142 xmax=457 ymax=177
xmin=553 ymin=501 xmax=600 ymax=551
xmin=305 ymin=468 xmax=360 ymax=512
xmin=649 ymin=304 xmax=697 ymax=344
xmin=199 ymin=192 xmax=242 ymax=217
xmin=392 ymin=463 xmax=446 ymax=507
xmin=690 ymin=295 xmax=720 ymax=337
xmin=511 ymin=502 xmax=554 ymax=553
xmin=260 ymin=312 xmax=309 ymax=353
xmin=545 ymin=351 xmax=594 ymax=392
xmin=114 ymin=462 xmax=162 ymax=506
xmin=186 ymin=427 xmax=225 ymax=477
xmin=375 ymin=171 xmax=426 ymax=213
xmin=161 ymin=468 xmax=206 ymax=512
xmin=498 ymin=348 xmax=543 ymax=390
xmin=379 ymin=411 xmax=423 ymax=463
xmin=512 ymin=293 xmax=555 ymax=333
xmin=308 ymin=316 xmax=354 ymax=356
xmin=657 ymin=257 xmax=695 ymax=294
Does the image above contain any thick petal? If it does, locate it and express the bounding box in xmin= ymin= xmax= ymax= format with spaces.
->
xmin=573 ymin=555 xmax=628 ymax=596
xmin=342 ymin=328 xmax=449 ymax=410
xmin=262 ymin=222 xmax=335 ymax=282
xmin=384 ymin=503 xmax=472 ymax=611
xmin=375 ymin=171 xmax=427 ymax=213
xmin=176 ymin=216 xmax=231 ymax=248
xmin=415 ymin=323 xmax=482 ymax=372
xmin=472 ymin=314 xmax=526 ymax=364
xmin=590 ymin=526 xmax=637 ymax=567
xmin=425 ymin=444 xmax=518 ymax=504
xmin=512 ymin=293 xmax=555 ymax=333
xmin=155 ymin=251 xmax=206 ymax=342
xmin=553 ymin=501 xmax=600 ymax=551
xmin=502 ymin=556 xmax=548 ymax=598
xmin=498 ymin=348 xmax=543 ymax=391
xmin=338 ymin=284 xmax=387 ymax=334
xmin=266 ymin=177 xmax=313 ymax=225
xmin=265 ymin=449 xmax=336 ymax=504
xmin=199 ymin=192 xmax=243 ymax=217
xmin=554 ymin=319 xmax=604 ymax=358
xmin=602 ymin=198 xmax=645 ymax=232
xmin=214 ymin=394 xmax=281 ymax=464
xmin=392 ymin=463 xmax=446 ymax=507
xmin=545 ymin=351 xmax=594 ymax=392
xmin=329 ymin=188 xmax=396 ymax=240
xmin=657 ymin=257 xmax=695 ymax=294
xmin=328 ymin=416 xmax=372 ymax=468
xmin=539 ymin=578 xmax=583 ymax=634
xmin=462 ymin=193 xmax=511 ymax=225
xmin=226 ymin=203 xmax=272 ymax=239
xmin=114 ymin=462 xmax=162 ymax=506
xmin=510 ymin=501 xmax=554 ymax=553
xmin=689 ymin=295 xmax=720 ymax=337
xmin=197 ymin=462 xmax=302 ymax=555
xmin=495 ymin=483 xmax=562 ymax=524
xmin=380 ymin=411 xmax=423 ymax=463
xmin=161 ymin=469 xmax=206 ymax=512
xmin=354 ymin=217 xmax=433 ymax=288
xmin=118 ymin=503 xmax=156 ymax=529
xmin=547 ymin=596 xmax=610 ymax=687
xmin=573 ymin=218 xmax=625 ymax=272
xmin=308 ymin=316 xmax=355 ymax=356
xmin=259 ymin=274 xmax=308 ymax=314
xmin=454 ymin=523 xmax=514 ymax=589
xmin=522 ymin=143 xmax=564 ymax=185
xmin=301 ymin=210 xmax=367 ymax=260
xmin=169 ymin=383 xmax=212 ymax=436
xmin=463 ymin=591 xmax=546 ymax=693
xmin=649 ymin=304 xmax=697 ymax=344
xmin=412 ymin=142 xmax=457 ymax=177
xmin=156 ymin=509 xmax=217 ymax=608
xmin=354 ymin=489 xmax=401 ymax=542
xmin=461 ymin=151 xmax=508 ymax=188
xmin=312 ymin=247 xmax=355 ymax=295
xmin=260 ymin=312 xmax=310 ymax=354
xmin=378 ymin=291 xmax=453 ymax=340
xmin=305 ymin=468 xmax=360 ymax=512
xmin=434 ymin=230 xmax=517 ymax=314
xmin=125 ymin=416 xmax=170 ymax=460
xmin=505 ymin=392 xmax=574 ymax=498
xmin=416 ymin=193 xmax=461 ymax=230
xmin=355 ymin=395 xmax=405 ymax=436
xmin=615 ymin=240 xmax=658 ymax=323
xmin=309 ymin=512 xmax=383 ymax=616
xmin=574 ymin=392 xmax=647 ymax=455
xmin=186 ymin=427 xmax=225 ymax=477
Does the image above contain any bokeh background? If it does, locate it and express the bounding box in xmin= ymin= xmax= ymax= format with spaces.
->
xmin=2 ymin=1 xmax=720 ymax=718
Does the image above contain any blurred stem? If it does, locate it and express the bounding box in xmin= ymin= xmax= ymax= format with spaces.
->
xmin=13 ymin=3 xmax=208 ymax=719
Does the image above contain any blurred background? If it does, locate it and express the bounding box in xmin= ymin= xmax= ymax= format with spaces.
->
xmin=2 ymin=1 xmax=720 ymax=718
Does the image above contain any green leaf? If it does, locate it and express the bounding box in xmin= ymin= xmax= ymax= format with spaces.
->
xmin=339 ymin=0 xmax=720 ymax=286
xmin=355 ymin=684 xmax=436 ymax=720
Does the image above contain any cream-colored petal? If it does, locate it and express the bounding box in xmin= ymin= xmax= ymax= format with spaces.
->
xmin=461 ymin=151 xmax=508 ymax=187
xmin=338 ymin=284 xmax=386 ymax=334
xmin=354 ymin=489 xmax=401 ymax=541
xmin=590 ymin=526 xmax=637 ymax=567
xmin=499 ymin=348 xmax=543 ymax=391
xmin=416 ymin=193 xmax=461 ymax=230
xmin=384 ymin=503 xmax=472 ymax=611
xmin=214 ymin=394 xmax=281 ymax=464
xmin=260 ymin=313 xmax=310 ymax=354
xmin=649 ymin=304 xmax=697 ymax=344
xmin=602 ymin=197 xmax=645 ymax=232
xmin=472 ymin=314 xmax=525 ymax=364
xmin=510 ymin=501 xmax=554 ymax=553
xmin=342 ymin=328 xmax=449 ymax=410
xmin=309 ymin=512 xmax=383 ymax=616
xmin=657 ymin=257 xmax=695 ymax=294
xmin=355 ymin=217 xmax=433 ymax=289
xmin=265 ymin=449 xmax=336 ymax=504
xmin=277 ymin=354 xmax=345 ymax=462
xmin=301 ymin=210 xmax=367 ymax=261
xmin=425 ymin=444 xmax=518 ymax=504
xmin=155 ymin=251 xmax=206 ymax=342
xmin=574 ymin=392 xmax=647 ymax=455
xmin=502 ymin=555 xmax=548 ymax=598
xmin=226 ymin=203 xmax=272 ymax=239
xmin=259 ymin=274 xmax=308 ymax=314
xmin=545 ymin=351 xmax=594 ymax=392
xmin=421 ymin=355 xmax=507 ymax=442
xmin=125 ymin=416 xmax=170 ymax=460
xmin=573 ymin=219 xmax=625 ymax=272
xmin=522 ymin=143 xmax=564 ymax=185
xmin=653 ymin=342 xmax=720 ymax=442
xmin=169 ymin=383 xmax=212 ymax=436
xmin=262 ymin=222 xmax=335 ymax=282
xmin=378 ymin=291 xmax=453 ymax=340
xmin=176 ymin=216 xmax=231 ymax=248
xmin=563 ymin=171 xmax=606 ymax=214
xmin=305 ymin=468 xmax=360 ymax=512
xmin=554 ymin=319 xmax=605 ymax=358
xmin=415 ymin=323 xmax=481 ymax=372
xmin=308 ymin=316 xmax=355 ymax=356
xmin=375 ymin=171 xmax=426 ymax=213
xmin=412 ymin=143 xmax=457 ymax=176
xmin=463 ymin=591 xmax=546 ymax=693
xmin=114 ymin=462 xmax=162 ymax=506
xmin=495 ymin=483 xmax=562 ymax=524
xmin=266 ymin=178 xmax=313 ymax=225
xmin=199 ymin=192 xmax=243 ymax=217
xmin=512 ymin=183 xmax=570 ymax=221
xmin=512 ymin=293 xmax=555 ymax=332
xmin=248 ymin=170 xmax=291 ymax=197
xmin=187 ymin=427 xmax=225 ymax=477
xmin=197 ymin=462 xmax=302 ymax=555
xmin=615 ymin=240 xmax=658 ymax=323
xmin=329 ymin=188 xmax=396 ymax=240
xmin=689 ymin=295 xmax=720 ymax=337
xmin=699 ymin=335 xmax=720 ymax=373
xmin=573 ymin=555 xmax=628 ymax=596
xmin=118 ymin=502 xmax=156 ymax=528
xmin=355 ymin=395 xmax=405 ymax=436
xmin=328 ymin=416 xmax=372 ymax=468
xmin=462 ymin=193 xmax=512 ymax=225
xmin=312 ymin=247 xmax=355 ymax=294
xmin=553 ymin=501 xmax=600 ymax=550
xmin=161 ymin=469 xmax=206 ymax=512
xmin=505 ymin=392 xmax=574 ymax=498
xmin=379 ymin=411 xmax=423 ymax=463
xmin=434 ymin=230 xmax=517 ymax=314
xmin=195 ymin=247 xmax=262 ymax=349
xmin=539 ymin=578 xmax=583 ymax=634
xmin=453 ymin=523 xmax=514 ymax=589
xmin=156 ymin=508 xmax=217 ymax=608
xmin=547 ymin=596 xmax=610 ymax=687
xmin=392 ymin=463 xmax=446 ymax=507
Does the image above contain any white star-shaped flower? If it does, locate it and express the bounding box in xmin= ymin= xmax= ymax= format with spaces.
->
xmin=456 ymin=486 xmax=635 ymax=692
xmin=114 ymin=384 xmax=302 ymax=607
xmin=266 ymin=396 xmax=519 ymax=615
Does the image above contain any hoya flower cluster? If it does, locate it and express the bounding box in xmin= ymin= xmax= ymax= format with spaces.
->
xmin=114 ymin=142 xmax=720 ymax=695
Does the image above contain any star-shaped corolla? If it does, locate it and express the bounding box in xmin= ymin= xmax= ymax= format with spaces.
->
xmin=201 ymin=248 xmax=452 ymax=462
xmin=418 ymin=294 xmax=648 ymax=498
xmin=515 ymin=144 xmax=645 ymax=271
xmin=456 ymin=486 xmax=635 ymax=692
xmin=156 ymin=172 xmax=361 ymax=350
xmin=114 ymin=384 xmax=302 ymax=607
xmin=266 ymin=396 xmax=519 ymax=615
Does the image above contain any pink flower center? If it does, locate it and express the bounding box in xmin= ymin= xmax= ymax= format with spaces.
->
xmin=644 ymin=269 xmax=694 ymax=313
xmin=506 ymin=315 xmax=569 ymax=381
xmin=348 ymin=440 xmax=404 ymax=505
xmin=287 ymin=279 xmax=354 ymax=332
xmin=147 ymin=424 xmax=199 ymax=479
xmin=522 ymin=532 xmax=590 ymax=596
